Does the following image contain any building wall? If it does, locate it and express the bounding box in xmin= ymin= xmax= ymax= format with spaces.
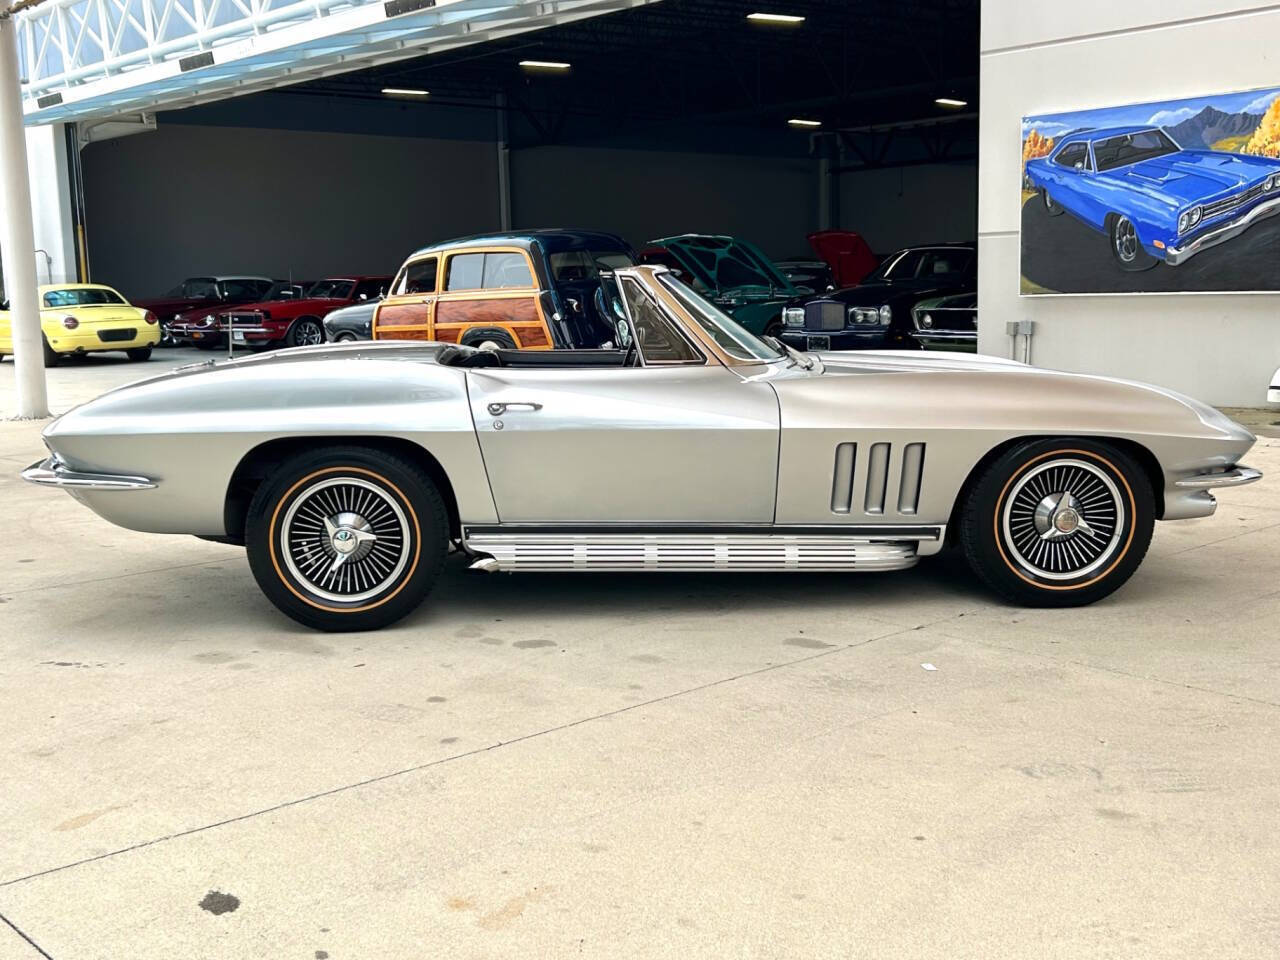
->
xmin=979 ymin=1 xmax=1280 ymax=406
xmin=836 ymin=162 xmax=977 ymax=255
xmin=510 ymin=145 xmax=817 ymax=257
xmin=81 ymin=124 xmax=501 ymax=299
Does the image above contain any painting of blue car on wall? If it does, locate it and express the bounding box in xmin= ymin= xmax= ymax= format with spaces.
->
xmin=1021 ymin=85 xmax=1280 ymax=294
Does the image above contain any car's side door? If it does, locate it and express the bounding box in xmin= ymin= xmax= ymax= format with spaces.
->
xmin=434 ymin=248 xmax=552 ymax=349
xmin=465 ymin=275 xmax=779 ymax=523
xmin=372 ymin=256 xmax=438 ymax=341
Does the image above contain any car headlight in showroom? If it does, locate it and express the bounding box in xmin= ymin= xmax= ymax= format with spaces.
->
xmin=850 ymin=304 xmax=892 ymax=325
xmin=920 ymin=313 xmax=934 ymax=328
xmin=1178 ymin=206 xmax=1202 ymax=234
xmin=783 ymin=307 xmax=805 ymax=327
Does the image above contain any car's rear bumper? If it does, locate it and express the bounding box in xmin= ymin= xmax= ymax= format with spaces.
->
xmin=46 ymin=326 xmax=159 ymax=353
xmin=1165 ymin=196 xmax=1280 ymax=265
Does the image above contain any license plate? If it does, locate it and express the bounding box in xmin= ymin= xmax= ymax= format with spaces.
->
xmin=232 ymin=330 xmax=246 ymax=343
xmin=806 ymin=335 xmax=830 ymax=350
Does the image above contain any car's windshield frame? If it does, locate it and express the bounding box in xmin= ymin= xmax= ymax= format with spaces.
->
xmin=655 ymin=273 xmax=784 ymax=364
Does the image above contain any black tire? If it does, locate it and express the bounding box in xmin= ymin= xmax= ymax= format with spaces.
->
xmin=334 ymin=332 xmax=357 ymax=343
xmin=126 ymin=346 xmax=153 ymax=361
xmin=194 ymin=339 xmax=220 ymax=351
xmin=1042 ymin=189 xmax=1064 ymax=217
xmin=1109 ymin=214 xmax=1158 ymax=272
xmin=245 ymin=446 xmax=448 ymax=631
xmin=42 ymin=337 xmax=60 ymax=367
xmin=286 ymin=317 xmax=324 ymax=348
xmin=763 ymin=319 xmax=783 ymax=339
xmin=959 ymin=438 xmax=1154 ymax=607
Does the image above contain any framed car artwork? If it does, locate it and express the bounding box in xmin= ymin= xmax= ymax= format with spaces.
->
xmin=1020 ymin=83 xmax=1280 ymax=295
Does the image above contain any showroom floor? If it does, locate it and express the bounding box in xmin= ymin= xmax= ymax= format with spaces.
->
xmin=2 ymin=353 xmax=1279 ymax=959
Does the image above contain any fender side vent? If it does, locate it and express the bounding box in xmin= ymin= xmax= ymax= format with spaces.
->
xmin=830 ymin=442 xmax=857 ymax=513
xmin=864 ymin=442 xmax=890 ymax=514
xmin=897 ymin=443 xmax=926 ymax=515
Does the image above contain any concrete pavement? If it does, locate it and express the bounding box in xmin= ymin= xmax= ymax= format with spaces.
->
xmin=2 ymin=353 xmax=1279 ymax=958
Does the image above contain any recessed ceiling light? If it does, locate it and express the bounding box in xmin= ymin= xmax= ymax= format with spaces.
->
xmin=788 ymin=118 xmax=822 ymax=128
xmin=747 ymin=12 xmax=805 ymax=23
xmin=519 ymin=59 xmax=571 ymax=70
xmin=382 ymin=87 xmax=429 ymax=97
xmin=935 ymin=97 xmax=968 ymax=108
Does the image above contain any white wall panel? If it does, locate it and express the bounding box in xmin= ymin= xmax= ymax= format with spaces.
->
xmin=979 ymin=1 xmax=1280 ymax=406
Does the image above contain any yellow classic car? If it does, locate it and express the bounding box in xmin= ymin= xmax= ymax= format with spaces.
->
xmin=0 ymin=284 xmax=160 ymax=366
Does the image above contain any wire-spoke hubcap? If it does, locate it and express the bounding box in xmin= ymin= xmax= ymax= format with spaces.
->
xmin=1114 ymin=217 xmax=1138 ymax=262
xmin=280 ymin=476 xmax=410 ymax=603
xmin=1003 ymin=459 xmax=1125 ymax=581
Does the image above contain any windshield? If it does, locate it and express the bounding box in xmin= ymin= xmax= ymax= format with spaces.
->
xmin=657 ymin=273 xmax=782 ymax=363
xmin=549 ymin=249 xmax=636 ymax=283
xmin=165 ymin=277 xmax=217 ymax=299
xmin=863 ymin=248 xmax=971 ymax=283
xmin=1093 ymin=129 xmax=1179 ymax=171
xmin=264 ymin=282 xmax=306 ymax=301
xmin=306 ymin=279 xmax=355 ymax=299
xmin=43 ymin=287 xmax=125 ymax=308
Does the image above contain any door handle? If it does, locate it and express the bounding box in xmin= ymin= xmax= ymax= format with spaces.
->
xmin=487 ymin=401 xmax=542 ymax=415
xmin=419 ymin=296 xmax=435 ymax=304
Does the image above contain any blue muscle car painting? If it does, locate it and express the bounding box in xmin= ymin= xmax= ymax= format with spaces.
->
xmin=1021 ymin=85 xmax=1280 ymax=294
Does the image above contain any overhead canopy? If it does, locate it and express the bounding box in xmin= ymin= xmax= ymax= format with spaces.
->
xmin=17 ymin=0 xmax=652 ymax=125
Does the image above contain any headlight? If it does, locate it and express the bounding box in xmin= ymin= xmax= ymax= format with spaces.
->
xmin=200 ymin=314 xmax=214 ymax=326
xmin=1267 ymin=174 xmax=1279 ymax=192
xmin=260 ymin=310 xmax=271 ymax=320
xmin=878 ymin=304 xmax=892 ymax=324
xmin=849 ymin=307 xmax=878 ymax=324
xmin=920 ymin=313 xmax=934 ymax=329
xmin=1178 ymin=206 xmax=1202 ymax=234
xmin=783 ymin=307 xmax=805 ymax=328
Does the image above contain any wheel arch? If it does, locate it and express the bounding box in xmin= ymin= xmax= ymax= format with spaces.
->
xmin=944 ymin=434 xmax=1165 ymax=546
xmin=223 ymin=436 xmax=462 ymax=545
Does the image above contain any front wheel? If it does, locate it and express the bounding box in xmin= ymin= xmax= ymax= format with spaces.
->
xmin=959 ymin=439 xmax=1154 ymax=607
xmin=334 ymin=332 xmax=357 ymax=343
xmin=1110 ymin=215 xmax=1157 ymax=272
xmin=245 ymin=446 xmax=448 ymax=631
xmin=126 ymin=346 xmax=153 ymax=362
xmin=287 ymin=317 xmax=324 ymax=348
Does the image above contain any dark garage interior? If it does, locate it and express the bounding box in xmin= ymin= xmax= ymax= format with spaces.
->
xmin=78 ymin=0 xmax=979 ymax=298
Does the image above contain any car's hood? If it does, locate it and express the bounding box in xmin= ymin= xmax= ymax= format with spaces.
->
xmin=815 ymin=350 xmax=1023 ymax=375
xmin=135 ymin=296 xmax=208 ymax=315
xmin=806 ymin=230 xmax=878 ymax=287
xmin=1104 ymin=151 xmax=1275 ymax=202
xmin=217 ymin=297 xmax=343 ymax=315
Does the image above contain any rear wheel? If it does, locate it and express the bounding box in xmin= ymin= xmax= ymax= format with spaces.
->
xmin=959 ymin=439 xmax=1154 ymax=607
xmin=245 ymin=446 xmax=448 ymax=631
xmin=42 ymin=337 xmax=60 ymax=367
xmin=1042 ymin=189 xmax=1064 ymax=217
xmin=126 ymin=346 xmax=153 ymax=361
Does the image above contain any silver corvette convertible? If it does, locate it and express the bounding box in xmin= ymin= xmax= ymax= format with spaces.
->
xmin=23 ymin=265 xmax=1261 ymax=631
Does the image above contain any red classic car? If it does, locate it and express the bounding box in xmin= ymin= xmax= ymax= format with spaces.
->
xmin=171 ymin=277 xmax=389 ymax=350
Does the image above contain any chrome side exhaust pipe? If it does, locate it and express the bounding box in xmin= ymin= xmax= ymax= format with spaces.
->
xmin=468 ymin=556 xmax=500 ymax=572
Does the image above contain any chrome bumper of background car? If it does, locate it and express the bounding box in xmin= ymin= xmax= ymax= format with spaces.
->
xmin=21 ymin=455 xmax=157 ymax=491
xmin=910 ymin=330 xmax=976 ymax=349
xmin=1173 ymin=466 xmax=1262 ymax=489
xmin=1165 ymin=197 xmax=1280 ymax=265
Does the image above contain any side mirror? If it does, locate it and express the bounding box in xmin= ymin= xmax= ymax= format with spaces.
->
xmin=1074 ymin=161 xmax=1084 ymax=171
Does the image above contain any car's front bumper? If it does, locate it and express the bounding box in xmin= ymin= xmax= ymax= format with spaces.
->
xmin=1165 ymin=196 xmax=1280 ymax=265
xmin=911 ymin=330 xmax=976 ymax=352
xmin=22 ymin=455 xmax=156 ymax=491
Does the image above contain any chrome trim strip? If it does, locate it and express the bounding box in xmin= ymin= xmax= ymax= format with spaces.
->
xmin=464 ymin=532 xmax=920 ymax=572
xmin=21 ymin=456 xmax=157 ymax=490
xmin=1173 ymin=466 xmax=1262 ymax=489
xmin=1165 ymin=197 xmax=1280 ymax=265
xmin=463 ymin=523 xmax=942 ymax=539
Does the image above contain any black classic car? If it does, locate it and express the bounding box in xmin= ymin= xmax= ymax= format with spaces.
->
xmin=323 ymin=297 xmax=380 ymax=341
xmin=778 ymin=243 xmax=975 ymax=351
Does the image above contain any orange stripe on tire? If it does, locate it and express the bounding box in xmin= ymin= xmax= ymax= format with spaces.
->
xmin=992 ymin=448 xmax=1137 ymax=592
xmin=268 ymin=466 xmax=422 ymax=614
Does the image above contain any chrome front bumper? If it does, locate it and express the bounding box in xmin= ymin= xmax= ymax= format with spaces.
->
xmin=21 ymin=455 xmax=156 ymax=491
xmin=1165 ymin=197 xmax=1280 ymax=265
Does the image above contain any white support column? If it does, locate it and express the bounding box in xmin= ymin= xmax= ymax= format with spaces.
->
xmin=26 ymin=123 xmax=78 ymax=284
xmin=0 ymin=3 xmax=50 ymax=418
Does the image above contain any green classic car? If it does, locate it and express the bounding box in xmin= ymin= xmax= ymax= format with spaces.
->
xmin=639 ymin=234 xmax=802 ymax=337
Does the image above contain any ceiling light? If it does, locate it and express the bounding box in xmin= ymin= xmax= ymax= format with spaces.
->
xmin=519 ymin=60 xmax=571 ymax=70
xmin=935 ymin=97 xmax=968 ymax=108
xmin=788 ymin=118 xmax=821 ymax=128
xmin=747 ymin=12 xmax=805 ymax=23
xmin=382 ymin=87 xmax=429 ymax=97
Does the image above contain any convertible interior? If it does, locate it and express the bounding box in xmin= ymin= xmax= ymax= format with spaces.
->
xmin=438 ymin=345 xmax=631 ymax=368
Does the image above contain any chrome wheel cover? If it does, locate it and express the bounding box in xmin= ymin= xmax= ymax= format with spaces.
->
xmin=1113 ymin=217 xmax=1138 ymax=263
xmin=280 ymin=476 xmax=410 ymax=603
xmin=1002 ymin=459 xmax=1125 ymax=581
xmin=294 ymin=320 xmax=323 ymax=346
